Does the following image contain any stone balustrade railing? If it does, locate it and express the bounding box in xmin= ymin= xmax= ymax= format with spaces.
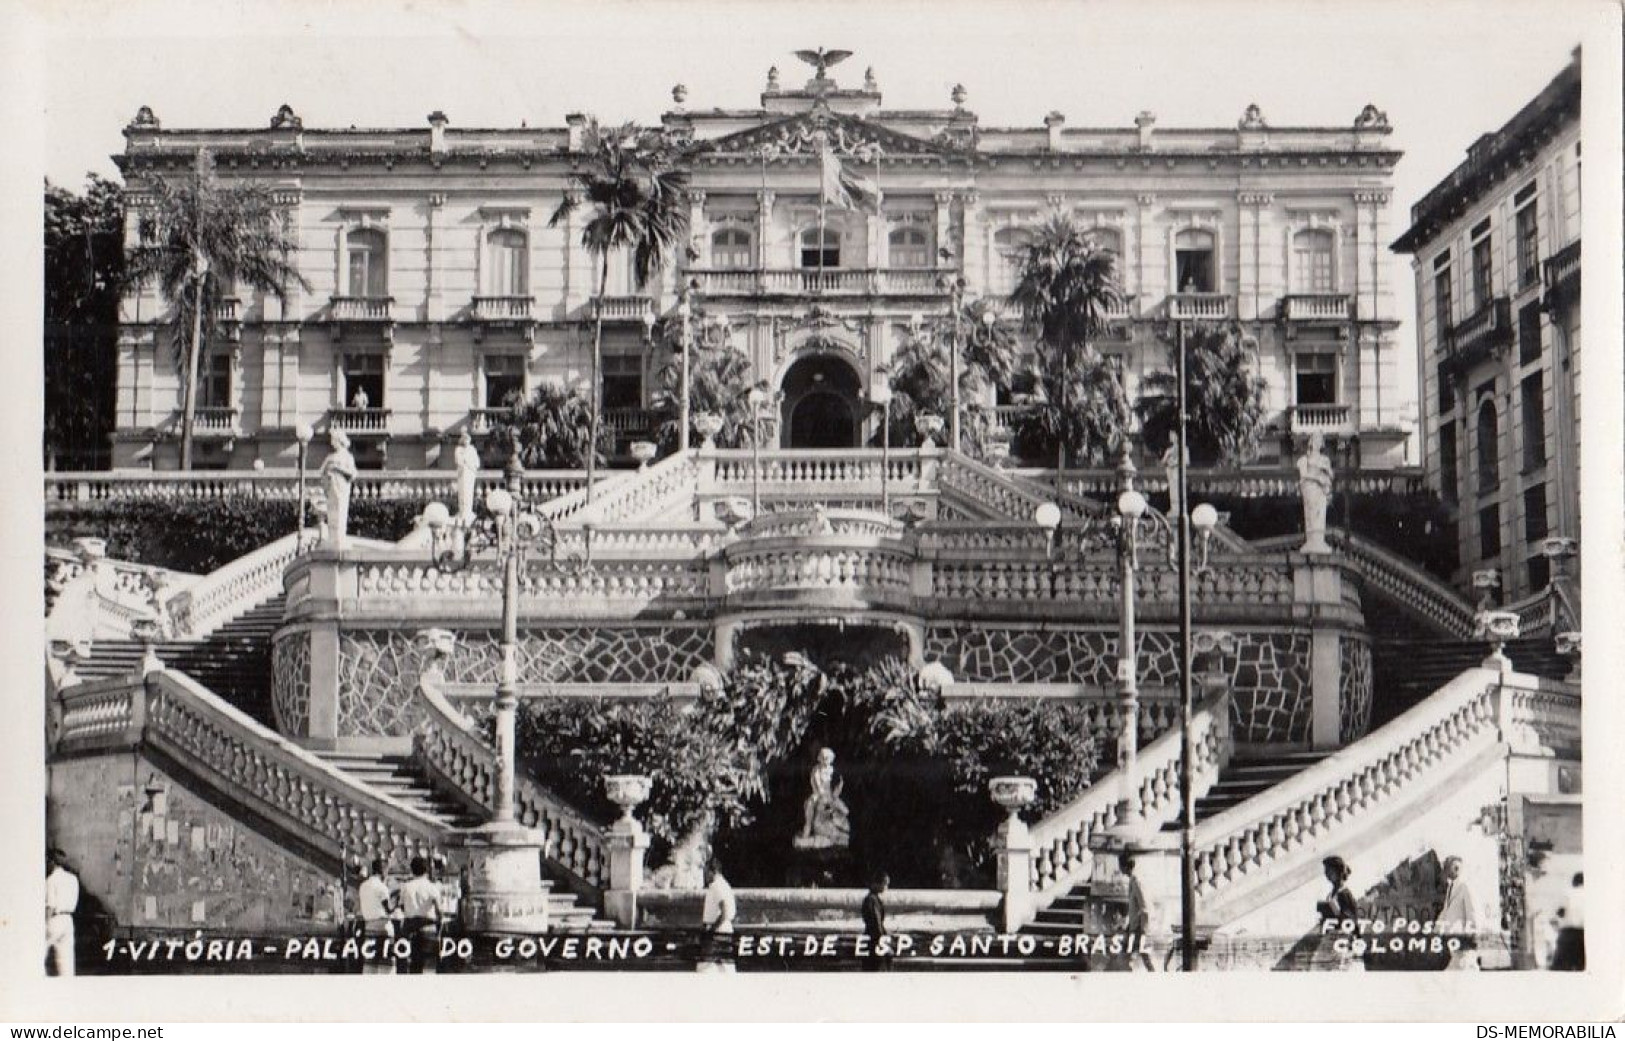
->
xmin=354 ymin=558 xmax=712 ymax=606
xmin=941 ymin=452 xmax=1092 ymax=522
xmin=723 ymin=544 xmax=915 ymax=599
xmin=917 ymin=524 xmax=1053 ymax=555
xmin=47 ymin=470 xmax=589 ymax=508
xmin=1188 ymin=668 xmax=1510 ymax=914
xmin=1327 ymin=531 xmax=1477 ymax=638
xmin=1026 ymin=687 xmax=1233 ymax=904
xmin=741 ymin=508 xmax=903 ymax=541
xmin=46 ymin=548 xmax=197 ymax=603
xmin=560 ymin=450 xmax=700 ymax=527
xmin=413 ymin=674 xmax=607 ymax=890
xmin=931 ymin=558 xmax=1295 ymax=606
xmin=709 ymin=448 xmax=922 ymax=488
xmin=1043 ymin=467 xmax=1427 ymax=501
xmin=168 ymin=532 xmax=301 ymax=639
xmin=1505 ymin=586 xmax=1557 ymax=638
xmin=55 ymin=670 xmax=450 ymax=866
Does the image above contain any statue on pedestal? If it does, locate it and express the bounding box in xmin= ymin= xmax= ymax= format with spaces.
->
xmin=453 ymin=430 xmax=480 ymax=523
xmin=320 ymin=428 xmax=357 ymax=549
xmin=1162 ymin=441 xmax=1188 ymax=521
xmin=794 ymin=748 xmax=850 ymax=850
xmin=1296 ymin=432 xmax=1334 ymax=553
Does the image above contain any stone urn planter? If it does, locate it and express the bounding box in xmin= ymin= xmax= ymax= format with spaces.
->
xmin=693 ymin=412 xmax=724 ymax=449
xmin=630 ymin=440 xmax=657 ymax=470
xmin=604 ymin=774 xmax=653 ymax=823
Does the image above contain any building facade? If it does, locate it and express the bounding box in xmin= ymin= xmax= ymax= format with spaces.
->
xmin=111 ymin=54 xmax=1408 ymax=473
xmin=1393 ymin=50 xmax=1581 ymax=601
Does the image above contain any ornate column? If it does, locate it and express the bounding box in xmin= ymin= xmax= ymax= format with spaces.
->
xmin=1135 ymin=194 xmax=1157 ymax=303
xmin=1236 ymin=191 xmax=1273 ymax=322
xmin=933 ymin=191 xmax=953 ymax=268
xmin=687 ymin=191 xmax=708 ymax=281
xmin=960 ymin=191 xmax=985 ymax=290
xmin=756 ymin=190 xmax=776 ymax=276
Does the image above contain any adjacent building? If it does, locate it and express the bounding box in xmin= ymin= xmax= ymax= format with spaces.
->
xmin=1393 ymin=49 xmax=1581 ymax=601
xmin=111 ymin=53 xmax=1409 ymax=472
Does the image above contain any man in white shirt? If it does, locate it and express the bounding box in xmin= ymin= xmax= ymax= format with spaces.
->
xmin=397 ymin=856 xmax=443 ymax=974
xmin=698 ymin=861 xmax=736 ymax=973
xmin=45 ymin=849 xmax=79 ymax=977
xmin=1435 ymin=855 xmax=1480 ymax=970
xmin=357 ymin=857 xmax=395 ymax=975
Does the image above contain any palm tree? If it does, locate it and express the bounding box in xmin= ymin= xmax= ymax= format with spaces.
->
xmin=549 ymin=120 xmax=689 ymax=501
xmin=1135 ymin=322 xmax=1269 ymax=466
xmin=124 ymin=151 xmax=307 ymax=469
xmin=1009 ymin=346 xmax=1132 ymax=466
xmin=1007 ymin=214 xmax=1125 ymax=473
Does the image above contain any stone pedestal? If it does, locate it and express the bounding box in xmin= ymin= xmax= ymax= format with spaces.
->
xmin=990 ymin=776 xmax=1036 ymax=933
xmin=603 ymin=774 xmax=652 ymax=929
xmin=453 ymin=824 xmax=552 ymax=934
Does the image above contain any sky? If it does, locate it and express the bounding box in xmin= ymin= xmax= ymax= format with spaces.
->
xmin=21 ymin=0 xmax=1610 ymax=441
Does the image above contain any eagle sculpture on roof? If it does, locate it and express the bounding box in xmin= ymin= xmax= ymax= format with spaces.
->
xmin=794 ymin=48 xmax=853 ymax=78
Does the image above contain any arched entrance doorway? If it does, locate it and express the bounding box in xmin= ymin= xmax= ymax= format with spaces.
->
xmin=780 ymin=353 xmax=862 ymax=449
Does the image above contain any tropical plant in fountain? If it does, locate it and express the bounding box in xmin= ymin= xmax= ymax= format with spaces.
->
xmin=648 ymin=302 xmax=762 ymax=453
xmin=123 ymin=151 xmax=308 ymax=468
xmin=549 ymin=119 xmax=690 ymax=500
xmin=1135 ymin=322 xmax=1269 ymax=466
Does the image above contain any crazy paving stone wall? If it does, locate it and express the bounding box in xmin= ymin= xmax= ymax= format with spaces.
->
xmin=335 ymin=626 xmax=713 ymax=737
xmin=271 ymin=630 xmax=311 ymax=739
xmin=923 ymin=626 xmax=1313 ymax=744
xmin=48 ymin=753 xmax=343 ymax=934
xmin=1339 ymin=635 xmax=1375 ymax=743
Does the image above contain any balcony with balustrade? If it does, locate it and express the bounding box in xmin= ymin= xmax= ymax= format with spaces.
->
xmin=604 ymin=406 xmax=657 ymax=442
xmin=466 ymin=407 xmax=514 ymax=436
xmin=328 ymin=407 xmax=392 ymax=438
xmin=1444 ymin=296 xmax=1512 ymax=373
xmin=470 ymin=295 xmax=535 ymax=340
xmin=190 ymin=406 xmax=240 ymax=441
xmin=1167 ymin=292 xmax=1232 ymax=322
xmin=687 ymin=268 xmax=951 ymax=298
xmin=1286 ymin=403 xmax=1352 ymax=437
xmin=1280 ymin=293 xmax=1352 ymax=327
xmin=595 ymin=295 xmax=653 ymax=323
xmin=328 ymin=296 xmax=395 ymax=341
xmin=214 ymin=297 xmax=242 ymax=342
xmin=1542 ymin=240 xmax=1579 ymax=312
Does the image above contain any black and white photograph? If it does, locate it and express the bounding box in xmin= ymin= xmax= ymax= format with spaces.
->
xmin=6 ymin=0 xmax=1621 ymax=1022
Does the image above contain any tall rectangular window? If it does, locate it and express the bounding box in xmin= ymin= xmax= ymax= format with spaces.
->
xmin=485 ymin=229 xmax=527 ymax=296
xmin=1515 ymin=184 xmax=1540 ymax=290
xmin=1295 ymin=353 xmax=1337 ymax=406
xmin=1437 ymin=362 xmax=1456 ymax=414
xmin=1518 ymin=303 xmax=1543 ymax=366
xmin=1292 ymin=229 xmax=1334 ymax=293
xmin=484 ymin=354 xmax=525 ymax=409
xmin=1174 ymin=229 xmax=1216 ymax=293
xmin=602 ymin=354 xmax=643 ymax=411
xmin=1528 ymin=555 xmax=1550 ymax=591
xmin=1479 ymin=504 xmax=1501 ymax=562
xmin=1520 ymin=373 xmax=1547 ymax=471
xmin=199 ymin=352 xmax=232 ymax=409
xmin=1438 ymin=424 xmax=1458 ymax=504
xmin=711 ymin=228 xmax=753 ymax=270
xmin=342 ymin=353 xmax=385 ymax=409
xmin=345 ymin=228 xmax=388 ymax=298
xmin=1523 ymin=483 xmax=1549 ymax=543
xmin=1470 ymin=221 xmax=1493 ymax=309
xmin=1433 ymin=262 xmax=1453 ymax=335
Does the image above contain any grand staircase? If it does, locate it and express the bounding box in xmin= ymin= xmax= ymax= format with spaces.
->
xmin=75 ymin=593 xmax=286 ymax=724
xmin=1370 ymin=637 xmax=1571 ymax=727
xmin=314 ymin=751 xmax=615 ymax=932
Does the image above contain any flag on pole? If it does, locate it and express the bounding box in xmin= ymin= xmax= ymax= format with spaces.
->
xmin=819 ymin=139 xmax=882 ymax=213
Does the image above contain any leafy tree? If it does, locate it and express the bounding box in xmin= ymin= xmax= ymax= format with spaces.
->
xmin=44 ymin=175 xmax=125 ymax=470
xmin=123 ymin=152 xmax=307 ymax=469
xmin=1135 ymin=322 xmax=1269 ymax=466
xmin=1007 ymin=345 xmax=1132 ymax=467
xmin=494 ymin=382 xmax=610 ymax=469
xmin=549 ymin=120 xmax=690 ymax=501
xmin=1007 ymin=214 xmax=1127 ymax=470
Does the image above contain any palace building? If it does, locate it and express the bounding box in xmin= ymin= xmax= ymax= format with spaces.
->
xmin=111 ymin=53 xmax=1409 ymax=473
xmin=1392 ymin=49 xmax=1581 ymax=603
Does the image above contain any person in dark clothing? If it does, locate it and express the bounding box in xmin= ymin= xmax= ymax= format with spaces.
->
xmin=1550 ymin=872 xmax=1585 ymax=971
xmin=861 ymin=874 xmax=889 ymax=972
xmin=1314 ymin=855 xmax=1364 ymax=971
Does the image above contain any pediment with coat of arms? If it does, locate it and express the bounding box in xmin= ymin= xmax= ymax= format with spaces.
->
xmin=701 ymin=110 xmax=961 ymax=160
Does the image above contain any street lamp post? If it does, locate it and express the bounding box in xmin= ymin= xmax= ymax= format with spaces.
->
xmin=420 ymin=442 xmax=591 ymax=930
xmin=678 ymin=290 xmax=693 ymax=453
xmin=294 ymin=423 xmax=313 ymax=550
xmin=869 ymin=374 xmax=894 ymax=519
